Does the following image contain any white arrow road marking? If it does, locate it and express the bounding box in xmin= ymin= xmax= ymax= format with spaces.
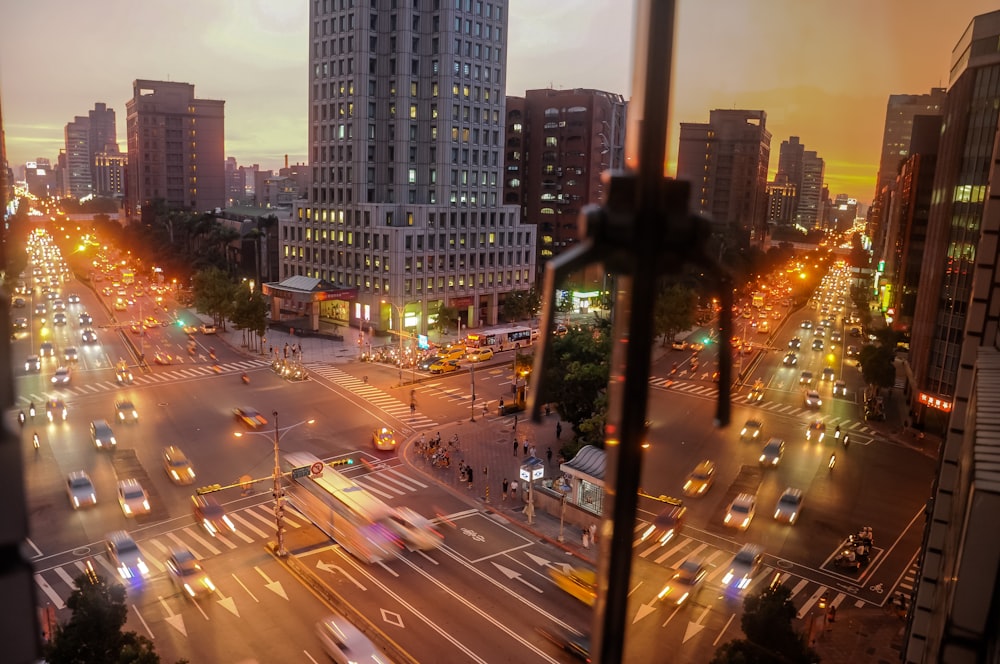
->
xmin=157 ymin=596 xmax=187 ymax=637
xmin=492 ymin=562 xmax=542 ymax=593
xmin=684 ymin=604 xmax=712 ymax=643
xmin=215 ymin=589 xmax=239 ymax=617
xmin=633 ymin=599 xmax=657 ymax=624
xmin=316 ymin=560 xmax=367 ymax=591
xmin=254 ymin=566 xmax=288 ymax=601
xmin=524 ymin=551 xmax=572 ymax=575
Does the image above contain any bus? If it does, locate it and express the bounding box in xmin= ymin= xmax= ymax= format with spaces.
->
xmin=282 ymin=452 xmax=441 ymax=562
xmin=466 ymin=325 xmax=539 ymax=353
xmin=122 ymin=270 xmax=135 ymax=286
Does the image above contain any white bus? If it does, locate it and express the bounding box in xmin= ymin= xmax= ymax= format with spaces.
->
xmin=466 ymin=325 xmax=539 ymax=352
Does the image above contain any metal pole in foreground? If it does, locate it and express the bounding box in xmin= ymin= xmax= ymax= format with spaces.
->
xmin=272 ymin=410 xmax=286 ymax=557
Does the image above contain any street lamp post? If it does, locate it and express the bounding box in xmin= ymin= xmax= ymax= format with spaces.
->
xmin=382 ymin=299 xmax=406 ymax=383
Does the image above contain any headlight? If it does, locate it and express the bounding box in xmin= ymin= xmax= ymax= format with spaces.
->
xmin=222 ymin=516 xmax=235 ymax=531
xmin=73 ymin=496 xmax=80 ymax=507
xmin=141 ymin=499 xmax=150 ymax=510
xmin=123 ymin=503 xmax=131 ymax=514
xmin=741 ymin=517 xmax=750 ymax=528
xmin=759 ymin=454 xmax=766 ymax=462
xmin=722 ymin=571 xmax=734 ymax=585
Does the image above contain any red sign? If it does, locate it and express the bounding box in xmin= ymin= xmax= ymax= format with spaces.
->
xmin=310 ymin=461 xmax=325 ymax=476
xmin=918 ymin=392 xmax=952 ymax=412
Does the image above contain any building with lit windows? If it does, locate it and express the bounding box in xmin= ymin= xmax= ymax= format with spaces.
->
xmin=284 ymin=0 xmax=534 ymax=334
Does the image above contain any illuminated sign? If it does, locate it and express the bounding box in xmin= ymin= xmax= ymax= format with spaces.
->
xmin=918 ymin=392 xmax=952 ymax=412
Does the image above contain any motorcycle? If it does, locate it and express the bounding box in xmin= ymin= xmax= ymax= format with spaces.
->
xmin=18 ymin=410 xmax=26 ymax=426
xmin=842 ymin=434 xmax=850 ymax=448
xmin=32 ymin=432 xmax=40 ymax=449
xmin=29 ymin=403 xmax=36 ymax=418
xmin=241 ymin=372 xmax=250 ymax=385
xmin=828 ymin=453 xmax=837 ymax=470
xmin=834 ymin=425 xmax=841 ymax=440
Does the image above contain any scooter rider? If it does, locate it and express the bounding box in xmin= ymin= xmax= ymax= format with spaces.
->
xmin=29 ymin=401 xmax=36 ymax=418
xmin=18 ymin=410 xmax=26 ymax=426
xmin=834 ymin=424 xmax=841 ymax=439
xmin=32 ymin=432 xmax=40 ymax=449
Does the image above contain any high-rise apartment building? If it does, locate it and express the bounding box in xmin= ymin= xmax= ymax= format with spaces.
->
xmin=798 ymin=150 xmax=825 ymax=228
xmin=873 ymin=88 xmax=946 ymax=200
xmin=92 ymin=151 xmax=126 ymax=199
xmin=63 ymin=116 xmax=92 ymax=200
xmin=125 ymin=80 xmax=225 ymax=216
xmin=285 ymin=0 xmax=533 ymax=334
xmin=774 ymin=136 xmax=804 ymax=224
xmin=677 ymin=109 xmax=771 ymax=243
xmin=504 ymin=88 xmax=626 ymax=286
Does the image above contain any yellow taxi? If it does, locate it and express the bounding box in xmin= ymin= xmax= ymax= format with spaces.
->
xmin=373 ymin=427 xmax=397 ymax=451
xmin=466 ymin=347 xmax=494 ymax=362
xmin=682 ymin=461 xmax=716 ymax=497
xmin=549 ymin=566 xmax=597 ymax=607
xmin=429 ymin=359 xmax=460 ymax=374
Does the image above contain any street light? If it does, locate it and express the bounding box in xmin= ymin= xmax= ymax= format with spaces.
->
xmin=382 ymin=299 xmax=406 ymax=383
xmin=234 ymin=412 xmax=315 ymax=556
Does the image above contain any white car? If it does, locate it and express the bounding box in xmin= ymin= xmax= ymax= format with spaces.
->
xmin=91 ymin=419 xmax=117 ymax=449
xmin=384 ymin=507 xmax=443 ymax=551
xmin=166 ymin=548 xmax=216 ymax=599
xmin=117 ymin=479 xmax=151 ymax=517
xmin=804 ymin=390 xmax=823 ymax=408
xmin=759 ymin=438 xmax=785 ymax=467
xmin=722 ymin=544 xmax=764 ymax=591
xmin=316 ymin=614 xmax=389 ymax=664
xmin=105 ymin=530 xmax=149 ymax=582
xmin=51 ymin=366 xmax=72 ymax=385
xmin=66 ymin=471 xmax=97 ymax=509
xmin=724 ymin=493 xmax=756 ymax=531
xmin=774 ymin=488 xmax=803 ymax=524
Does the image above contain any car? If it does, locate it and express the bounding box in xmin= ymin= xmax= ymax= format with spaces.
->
xmin=116 ymin=361 xmax=134 ymax=384
xmin=34 ymin=303 xmax=47 ymax=315
xmin=812 ymin=338 xmax=824 ymax=351
xmin=234 ymin=406 xmax=268 ymax=428
xmin=788 ymin=337 xmax=801 ymax=349
xmin=182 ymin=324 xmax=199 ymax=336
xmin=689 ymin=342 xmax=705 ymax=352
xmin=833 ymin=380 xmax=848 ymax=396
xmin=759 ymin=438 xmax=785 ymax=467
xmin=682 ymin=461 xmax=716 ymax=497
xmin=191 ymin=495 xmax=237 ymax=536
xmin=384 ymin=507 xmax=444 ymax=551
xmin=114 ymin=299 xmax=127 ymax=311
xmin=166 ymin=548 xmax=216 ymax=599
xmin=315 ymin=613 xmax=391 ymax=664
xmin=850 ymin=327 xmax=862 ymax=337
xmin=746 ymin=382 xmax=765 ymax=403
xmin=51 ymin=366 xmax=71 ymax=384
xmin=373 ymin=426 xmax=397 ymax=451
xmin=830 ymin=331 xmax=842 ymax=343
xmin=724 ymin=493 xmax=756 ymax=531
xmin=115 ymin=399 xmax=139 ymax=423
xmin=657 ymin=559 xmax=707 ymax=606
xmin=671 ymin=339 xmax=689 ymax=351
xmin=639 ymin=500 xmax=686 ymax=546
xmin=783 ymin=352 xmax=798 ymax=367
xmin=63 ymin=346 xmax=79 ymax=362
xmin=12 ymin=316 xmax=28 ymax=330
xmin=12 ymin=296 xmax=25 ymax=308
xmin=467 ymin=347 xmax=494 ymax=362
xmin=67 ymin=293 xmax=81 ymax=303
xmin=81 ymin=328 xmax=98 ymax=344
xmin=153 ymin=351 xmax=175 ymax=365
xmin=39 ymin=341 xmax=55 ymax=357
xmin=129 ymin=322 xmax=145 ymax=335
xmin=78 ymin=312 xmax=93 ymax=325
xmin=805 ymin=389 xmax=823 ymax=408
xmin=417 ymin=354 xmax=441 ymax=371
xmin=144 ymin=316 xmax=161 ymax=328
xmin=722 ymin=544 xmax=764 ymax=591
xmin=46 ymin=398 xmax=68 ymax=422
xmin=846 ymin=344 xmax=859 ymax=357
xmin=200 ymin=324 xmax=218 ymax=334
xmin=821 ymin=367 xmax=836 ymax=382
xmin=438 ymin=348 xmax=465 ymax=361
xmin=740 ymin=419 xmax=763 ymax=441
xmin=774 ymin=488 xmax=804 ymax=524
xmin=800 ymin=320 xmax=813 ymax=329
xmin=806 ymin=420 xmax=826 ymax=441
xmin=117 ymin=479 xmax=151 ymax=517
xmin=549 ymin=566 xmax=598 ymax=606
xmin=105 ymin=531 xmax=150 ymax=582
xmin=52 ymin=299 xmax=66 ymax=311
xmin=90 ymin=419 xmax=117 ymax=450
xmin=52 ymin=312 xmax=67 ymax=326
xmin=429 ymin=359 xmax=460 ymax=374
xmin=66 ymin=471 xmax=97 ymax=509
xmin=799 ymin=370 xmax=813 ymax=384
xmin=25 ymin=355 xmax=41 ymax=372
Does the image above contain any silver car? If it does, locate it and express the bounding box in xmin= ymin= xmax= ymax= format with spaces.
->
xmin=315 ymin=614 xmax=390 ymax=664
xmin=66 ymin=471 xmax=97 ymax=509
xmin=105 ymin=530 xmax=149 ymax=582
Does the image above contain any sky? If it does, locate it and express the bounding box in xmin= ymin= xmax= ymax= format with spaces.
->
xmin=2 ymin=0 xmax=997 ymax=204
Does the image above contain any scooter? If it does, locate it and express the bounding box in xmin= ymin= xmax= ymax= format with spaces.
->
xmin=842 ymin=434 xmax=850 ymax=448
xmin=18 ymin=410 xmax=26 ymax=426
xmin=828 ymin=453 xmax=837 ymax=470
xmin=29 ymin=403 xmax=36 ymax=418
xmin=241 ymin=372 xmax=250 ymax=385
xmin=32 ymin=432 xmax=40 ymax=449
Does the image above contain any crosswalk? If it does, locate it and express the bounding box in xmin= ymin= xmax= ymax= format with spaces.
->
xmin=305 ymin=363 xmax=439 ymax=430
xmin=629 ymin=519 xmax=865 ymax=615
xmin=33 ymin=465 xmax=429 ymax=609
xmin=648 ymin=377 xmax=880 ymax=436
xmin=18 ymin=359 xmax=273 ymax=406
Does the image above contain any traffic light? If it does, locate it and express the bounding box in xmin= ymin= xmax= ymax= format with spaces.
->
xmin=330 ymin=458 xmax=355 ymax=467
xmin=196 ymin=483 xmax=223 ymax=495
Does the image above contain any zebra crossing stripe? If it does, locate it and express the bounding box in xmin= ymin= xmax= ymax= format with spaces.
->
xmin=188 ymin=525 xmax=237 ymax=550
xmin=35 ymin=573 xmax=66 ymax=609
xmin=168 ymin=529 xmax=220 ymax=557
xmin=91 ymin=554 xmax=121 ymax=578
xmin=375 ymin=473 xmax=420 ymax=492
xmin=355 ymin=480 xmax=395 ymax=499
xmin=53 ymin=565 xmax=76 ymax=590
xmin=388 ymin=469 xmax=428 ymax=489
xmin=787 ymin=578 xmax=809 ymax=599
xmin=796 ymin=586 xmax=830 ymax=619
xmin=136 ymin=543 xmax=166 ymax=573
xmin=228 ymin=513 xmax=269 ymax=539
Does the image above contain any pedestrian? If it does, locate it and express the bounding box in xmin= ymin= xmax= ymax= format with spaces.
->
xmin=269 ymin=345 xmax=273 ymax=356
xmin=499 ymin=397 xmax=505 ymax=413
xmin=283 ymin=343 xmax=289 ymax=359
xmin=513 ymin=414 xmax=518 ymax=430
xmin=589 ymin=523 xmax=597 ymax=545
xmin=482 ymin=466 xmax=488 ymax=479
xmin=556 ymin=421 xmax=562 ymax=439
xmin=523 ymin=439 xmax=529 ymax=456
xmin=483 ymin=401 xmax=489 ymax=416
xmin=530 ymin=445 xmax=537 ymax=458
xmin=546 ymin=447 xmax=553 ymax=465
xmin=467 ymin=466 xmax=474 ymax=490
xmin=502 ymin=478 xmax=509 ymax=501
xmin=509 ymin=479 xmax=517 ymax=500
xmin=513 ymin=439 xmax=519 ymax=456
xmin=582 ymin=527 xmax=591 ymax=549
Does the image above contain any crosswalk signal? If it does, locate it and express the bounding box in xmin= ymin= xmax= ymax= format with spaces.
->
xmin=330 ymin=458 xmax=354 ymax=467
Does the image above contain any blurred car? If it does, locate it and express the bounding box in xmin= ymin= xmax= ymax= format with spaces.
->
xmin=78 ymin=312 xmax=93 ymax=325
xmin=384 ymin=507 xmax=444 ymax=551
xmin=724 ymin=493 xmax=756 ymax=531
xmin=830 ymin=331 xmax=842 ymax=343
xmin=12 ymin=297 xmax=25 ymax=308
xmin=115 ymin=398 xmax=139 ymax=423
xmin=153 ymin=351 xmax=175 ymax=365
xmin=166 ymin=548 xmax=216 ymax=599
xmin=373 ymin=426 xmax=397 ymax=451
xmin=106 ymin=531 xmax=149 ymax=582
xmin=467 ymin=347 xmax=494 ymax=362
xmin=821 ymin=367 xmax=836 ymax=382
xmin=549 ymin=566 xmax=598 ymax=607
xmin=417 ymin=355 xmax=441 ymax=371
xmin=682 ymin=461 xmax=716 ymax=497
xmin=812 ymin=338 xmax=824 ymax=351
xmin=12 ymin=316 xmax=28 ymax=330
xmin=783 ymin=352 xmax=798 ymax=367
xmin=46 ymin=398 xmax=68 ymax=422
xmin=129 ymin=322 xmax=145 ymax=335
xmin=774 ymin=488 xmax=804 ymax=524
xmin=90 ymin=419 xmax=117 ymax=450
xmin=81 ymin=328 xmax=98 ymax=344
xmin=34 ymin=303 xmax=47 ymax=315
xmin=192 ymin=495 xmax=237 ymax=536
xmin=53 ymin=312 xmax=67 ymax=326
xmin=117 ymin=479 xmax=151 ymax=517
xmin=162 ymin=446 xmax=195 ymax=484
xmin=759 ymin=438 xmax=785 ymax=467
xmin=438 ymin=348 xmax=465 ymax=361
xmin=144 ymin=316 xmax=162 ymax=328
xmin=116 ymin=361 xmax=134 ymax=384
xmin=316 ymin=614 xmax=391 ymax=664
xmin=52 ymin=299 xmax=66 ymax=311
xmin=200 ymin=324 xmax=218 ymax=334
xmin=670 ymin=339 xmax=689 ymax=350
xmin=657 ymin=559 xmax=707 ymax=606
xmin=39 ymin=341 xmax=55 ymax=357
xmin=67 ymin=293 xmax=81 ymax=303
xmin=787 ymin=337 xmax=801 ymax=349
xmin=63 ymin=346 xmax=79 ymax=362
xmin=722 ymin=544 xmax=764 ymax=591
xmin=833 ymin=380 xmax=848 ymax=396
xmin=51 ymin=366 xmax=72 ymax=385
xmin=25 ymin=355 xmax=41 ymax=372
xmin=639 ymin=500 xmax=686 ymax=546
xmin=740 ymin=419 xmax=763 ymax=441
xmin=846 ymin=345 xmax=859 ymax=357
xmin=804 ymin=389 xmax=823 ymax=408
xmin=182 ymin=324 xmax=199 ymax=336
xmin=536 ymin=627 xmax=591 ymax=662
xmin=800 ymin=320 xmax=813 ymax=329
xmin=66 ymin=471 xmax=97 ymax=509
xmin=429 ymin=359 xmax=460 ymax=374
xmin=234 ymin=406 xmax=268 ymax=428
xmin=746 ymin=381 xmax=765 ymax=403
xmin=799 ymin=370 xmax=813 ymax=384
xmin=806 ymin=420 xmax=826 ymax=441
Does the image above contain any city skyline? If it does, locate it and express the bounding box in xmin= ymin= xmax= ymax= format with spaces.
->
xmin=2 ymin=0 xmax=997 ymax=202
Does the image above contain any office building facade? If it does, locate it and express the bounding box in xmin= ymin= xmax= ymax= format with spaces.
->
xmin=874 ymin=89 xmax=947 ymax=200
xmin=63 ymin=116 xmax=92 ymax=200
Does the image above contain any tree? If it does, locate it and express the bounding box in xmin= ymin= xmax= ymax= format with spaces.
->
xmin=192 ymin=266 xmax=237 ymax=329
xmin=502 ymin=289 xmax=539 ymax=322
xmin=858 ymin=343 xmax=896 ymax=391
xmin=45 ymin=571 xmax=165 ymax=664
xmin=434 ymin=304 xmax=460 ymax=333
xmin=711 ymin=584 xmax=817 ymax=664
xmin=653 ymin=282 xmax=697 ymax=345
xmin=231 ymin=282 xmax=269 ymax=351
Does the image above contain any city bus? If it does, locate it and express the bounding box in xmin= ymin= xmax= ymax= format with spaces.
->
xmin=122 ymin=270 xmax=135 ymax=286
xmin=465 ymin=325 xmax=539 ymax=353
